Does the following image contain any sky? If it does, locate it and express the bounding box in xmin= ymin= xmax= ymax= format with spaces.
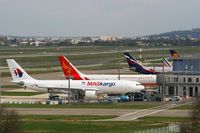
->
xmin=0 ymin=0 xmax=199 ymax=37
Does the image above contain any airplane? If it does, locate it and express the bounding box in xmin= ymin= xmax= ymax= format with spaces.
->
xmin=124 ymin=52 xmax=172 ymax=74
xmin=58 ymin=56 xmax=157 ymax=88
xmin=6 ymin=59 xmax=144 ymax=99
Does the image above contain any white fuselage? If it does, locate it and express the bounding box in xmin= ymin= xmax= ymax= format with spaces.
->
xmin=144 ymin=66 xmax=172 ymax=73
xmin=19 ymin=79 xmax=144 ymax=94
xmin=77 ymin=74 xmax=157 ymax=87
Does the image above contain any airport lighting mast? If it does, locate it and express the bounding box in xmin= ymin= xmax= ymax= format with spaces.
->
xmin=117 ymin=44 xmax=122 ymax=80
xmin=0 ymin=61 xmax=1 ymax=107
xmin=0 ymin=74 xmax=1 ymax=107
xmin=68 ymin=44 xmax=71 ymax=104
xmin=153 ymin=40 xmax=156 ymax=71
xmin=162 ymin=44 xmax=165 ymax=101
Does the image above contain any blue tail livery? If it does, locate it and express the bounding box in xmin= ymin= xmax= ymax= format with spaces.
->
xmin=124 ymin=52 xmax=159 ymax=74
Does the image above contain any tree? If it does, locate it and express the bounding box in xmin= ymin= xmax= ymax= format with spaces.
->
xmin=180 ymin=96 xmax=200 ymax=133
xmin=0 ymin=107 xmax=22 ymax=133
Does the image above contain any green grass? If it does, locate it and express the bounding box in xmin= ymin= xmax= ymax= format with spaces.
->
xmin=20 ymin=115 xmax=116 ymax=121
xmin=19 ymin=115 xmax=187 ymax=133
xmin=1 ymin=92 xmax=43 ymax=96
xmin=1 ymin=84 xmax=22 ymax=88
xmin=171 ymin=104 xmax=193 ymax=110
xmin=3 ymin=102 xmax=161 ymax=109
xmin=139 ymin=116 xmax=189 ymax=122
xmin=2 ymin=45 xmax=200 ymax=75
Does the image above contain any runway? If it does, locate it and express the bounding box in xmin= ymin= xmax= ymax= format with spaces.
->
xmin=9 ymin=108 xmax=190 ymax=118
xmin=6 ymin=100 xmax=192 ymax=121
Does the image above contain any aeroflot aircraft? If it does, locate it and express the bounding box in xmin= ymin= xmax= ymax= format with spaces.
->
xmin=124 ymin=52 xmax=172 ymax=74
xmin=6 ymin=59 xmax=144 ymax=99
xmin=59 ymin=56 xmax=157 ymax=88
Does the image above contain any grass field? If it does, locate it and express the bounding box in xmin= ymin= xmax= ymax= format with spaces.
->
xmin=1 ymin=46 xmax=200 ymax=76
xmin=1 ymin=92 xmax=43 ymax=96
xmin=1 ymin=84 xmax=22 ymax=88
xmin=171 ymin=104 xmax=193 ymax=110
xmin=20 ymin=115 xmax=116 ymax=121
xmin=19 ymin=115 xmax=187 ymax=133
xmin=3 ymin=102 xmax=162 ymax=109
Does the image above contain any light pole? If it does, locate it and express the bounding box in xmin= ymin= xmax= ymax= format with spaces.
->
xmin=67 ymin=44 xmax=71 ymax=104
xmin=0 ymin=68 xmax=1 ymax=107
xmin=177 ymin=51 xmax=180 ymax=97
xmin=117 ymin=44 xmax=122 ymax=80
xmin=0 ymin=60 xmax=2 ymax=107
xmin=118 ymin=46 xmax=120 ymax=80
xmin=162 ymin=44 xmax=165 ymax=101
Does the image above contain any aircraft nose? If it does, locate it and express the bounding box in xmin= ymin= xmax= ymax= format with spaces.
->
xmin=136 ymin=84 xmax=145 ymax=91
xmin=139 ymin=85 xmax=145 ymax=90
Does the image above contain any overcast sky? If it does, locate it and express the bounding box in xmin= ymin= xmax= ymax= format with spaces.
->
xmin=0 ymin=0 xmax=199 ymax=37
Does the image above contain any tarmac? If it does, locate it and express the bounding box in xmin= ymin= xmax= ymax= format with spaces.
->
xmin=9 ymin=108 xmax=190 ymax=118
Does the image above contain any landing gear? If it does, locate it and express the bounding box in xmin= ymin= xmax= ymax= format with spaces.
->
xmin=48 ymin=88 xmax=60 ymax=100
xmin=126 ymin=92 xmax=134 ymax=101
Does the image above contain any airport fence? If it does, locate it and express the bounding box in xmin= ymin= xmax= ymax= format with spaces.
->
xmin=131 ymin=123 xmax=180 ymax=133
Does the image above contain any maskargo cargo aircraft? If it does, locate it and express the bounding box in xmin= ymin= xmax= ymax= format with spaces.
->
xmin=6 ymin=59 xmax=144 ymax=99
xmin=59 ymin=56 xmax=157 ymax=88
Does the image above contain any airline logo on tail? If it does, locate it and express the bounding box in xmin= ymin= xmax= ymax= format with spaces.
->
xmin=124 ymin=52 xmax=159 ymax=74
xmin=170 ymin=50 xmax=179 ymax=58
xmin=13 ymin=68 xmax=23 ymax=77
xmin=59 ymin=56 xmax=90 ymax=80
xmin=124 ymin=52 xmax=137 ymax=61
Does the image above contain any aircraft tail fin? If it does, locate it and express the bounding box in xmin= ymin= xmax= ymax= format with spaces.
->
xmin=58 ymin=55 xmax=89 ymax=80
xmin=124 ymin=52 xmax=158 ymax=74
xmin=124 ymin=52 xmax=143 ymax=68
xmin=170 ymin=50 xmax=180 ymax=58
xmin=124 ymin=52 xmax=137 ymax=61
xmin=163 ymin=58 xmax=172 ymax=67
xmin=6 ymin=59 xmax=34 ymax=82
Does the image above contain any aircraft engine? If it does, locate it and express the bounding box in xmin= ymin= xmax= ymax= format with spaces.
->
xmin=85 ymin=90 xmax=97 ymax=99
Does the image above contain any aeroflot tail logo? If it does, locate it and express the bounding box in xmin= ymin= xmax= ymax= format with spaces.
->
xmin=82 ymin=81 xmax=116 ymax=87
xmin=13 ymin=68 xmax=23 ymax=77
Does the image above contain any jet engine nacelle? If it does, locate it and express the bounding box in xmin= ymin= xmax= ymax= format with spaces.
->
xmin=85 ymin=90 xmax=97 ymax=99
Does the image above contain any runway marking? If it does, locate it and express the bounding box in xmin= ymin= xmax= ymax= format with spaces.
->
xmin=113 ymin=100 xmax=193 ymax=121
xmin=117 ymin=109 xmax=147 ymax=118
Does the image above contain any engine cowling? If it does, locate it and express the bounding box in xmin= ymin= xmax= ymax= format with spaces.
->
xmin=85 ymin=90 xmax=97 ymax=99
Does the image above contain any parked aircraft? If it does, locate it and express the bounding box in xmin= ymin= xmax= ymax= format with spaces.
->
xmin=7 ymin=59 xmax=144 ymax=99
xmin=124 ymin=52 xmax=172 ymax=74
xmin=59 ymin=56 xmax=157 ymax=88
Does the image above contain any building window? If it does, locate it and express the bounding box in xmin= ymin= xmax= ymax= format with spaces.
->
xmin=196 ymin=78 xmax=199 ymax=83
xmin=183 ymin=77 xmax=186 ymax=83
xmin=174 ymin=77 xmax=178 ymax=82
xmin=188 ymin=77 xmax=192 ymax=83
xmin=183 ymin=86 xmax=186 ymax=96
xmin=185 ymin=65 xmax=188 ymax=70
xmin=168 ymin=86 xmax=174 ymax=95
xmin=195 ymin=87 xmax=198 ymax=96
xmin=189 ymin=87 xmax=193 ymax=96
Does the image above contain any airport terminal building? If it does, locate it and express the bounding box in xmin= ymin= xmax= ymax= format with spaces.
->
xmin=157 ymin=59 xmax=200 ymax=98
